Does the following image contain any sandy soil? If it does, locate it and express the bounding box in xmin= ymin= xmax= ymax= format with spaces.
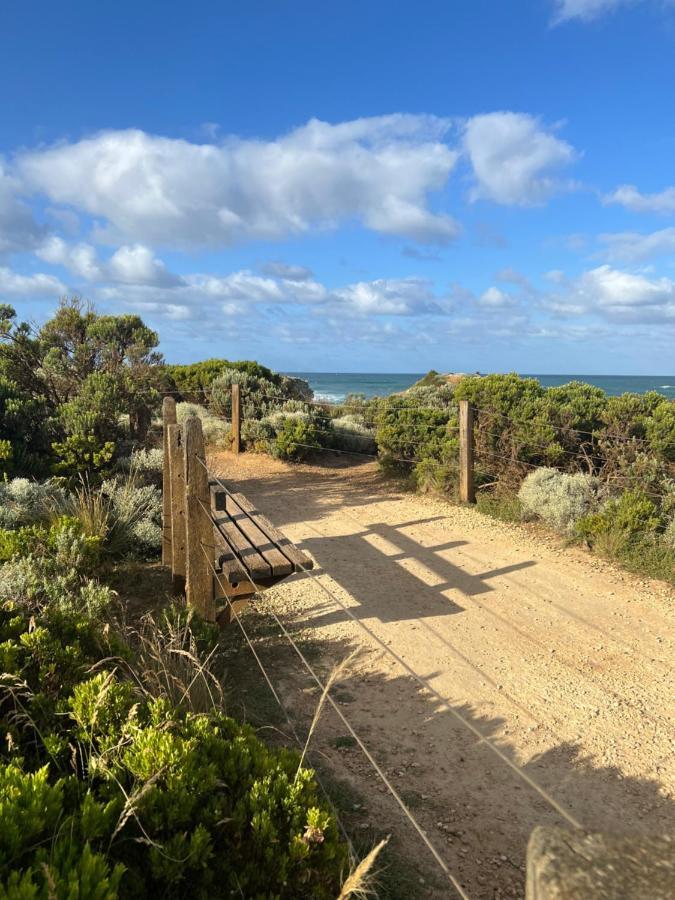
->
xmin=208 ymin=449 xmax=674 ymax=899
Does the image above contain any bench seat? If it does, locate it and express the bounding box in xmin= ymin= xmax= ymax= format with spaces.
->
xmin=209 ymin=482 xmax=313 ymax=600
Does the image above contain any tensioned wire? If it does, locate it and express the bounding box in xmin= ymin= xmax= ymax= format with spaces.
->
xmin=162 ymin=386 xmax=674 ymax=453
xmin=195 ymin=502 xmax=470 ymax=899
xmin=200 ymin=458 xmax=583 ymax=832
xmin=191 ymin=401 xmax=668 ymax=505
xmin=196 ymin=539 xmax=356 ymax=856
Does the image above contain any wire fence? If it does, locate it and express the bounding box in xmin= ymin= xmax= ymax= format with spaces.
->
xmin=160 ymin=391 xmax=672 ymax=896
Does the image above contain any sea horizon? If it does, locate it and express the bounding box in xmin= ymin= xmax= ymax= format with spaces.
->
xmin=287 ymin=372 xmax=675 ymax=403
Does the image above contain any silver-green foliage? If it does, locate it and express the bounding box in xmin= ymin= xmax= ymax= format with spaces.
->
xmin=518 ymin=467 xmax=598 ymax=535
xmin=0 ymin=478 xmax=65 ymax=528
xmin=330 ymin=415 xmax=376 ymax=453
xmin=117 ymin=447 xmax=164 ymax=476
xmin=100 ymin=477 xmax=162 ymax=555
xmin=0 ymin=552 xmax=115 ymax=618
xmin=176 ymin=402 xmax=230 ymax=446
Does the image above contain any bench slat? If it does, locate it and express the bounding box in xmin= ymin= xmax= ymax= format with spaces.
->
xmin=213 ymin=510 xmax=272 ymax=581
xmin=228 ymin=491 xmax=313 ymax=572
xmin=212 ymin=523 xmax=248 ymax=585
xmin=225 ymin=493 xmax=293 ymax=577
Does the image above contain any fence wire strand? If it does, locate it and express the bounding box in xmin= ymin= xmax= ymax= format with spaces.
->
xmin=196 ymin=520 xmax=469 ymax=899
xmin=202 ymin=460 xmax=584 ymax=832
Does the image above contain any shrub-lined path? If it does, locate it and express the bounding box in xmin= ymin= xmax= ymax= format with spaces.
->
xmin=209 ymin=449 xmax=674 ymax=899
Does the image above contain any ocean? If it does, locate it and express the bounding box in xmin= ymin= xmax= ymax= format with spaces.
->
xmin=288 ymin=372 xmax=675 ymax=403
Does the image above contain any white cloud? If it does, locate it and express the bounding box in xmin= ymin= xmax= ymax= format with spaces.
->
xmin=463 ymin=113 xmax=577 ymax=205
xmin=94 ymin=269 xmax=449 ymax=320
xmin=107 ymin=244 xmax=182 ymax=286
xmin=37 ymin=236 xmax=182 ymax=286
xmin=0 ymin=266 xmax=65 ymax=296
xmin=189 ymin=270 xmax=288 ymax=303
xmin=552 ymin=0 xmax=638 ymax=23
xmin=603 ymin=183 xmax=675 ymax=214
xmin=479 ymin=286 xmax=514 ymax=307
xmin=17 ymin=116 xmax=460 ymax=247
xmin=548 ymin=265 xmax=675 ymax=321
xmin=598 ymin=227 xmax=675 ymax=262
xmin=330 ymin=277 xmax=444 ymax=316
xmin=0 ymin=164 xmax=44 ymax=254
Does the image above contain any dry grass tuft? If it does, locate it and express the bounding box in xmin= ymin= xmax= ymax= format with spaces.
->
xmin=128 ymin=608 xmax=224 ymax=714
xmin=338 ymin=838 xmax=389 ymax=899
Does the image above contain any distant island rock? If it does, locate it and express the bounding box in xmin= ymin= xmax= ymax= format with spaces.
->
xmin=406 ymin=370 xmax=479 ymax=391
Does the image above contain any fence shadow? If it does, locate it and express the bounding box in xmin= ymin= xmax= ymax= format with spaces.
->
xmin=213 ymin=459 xmax=536 ymax=625
xmin=233 ymin=608 xmax=675 ymax=899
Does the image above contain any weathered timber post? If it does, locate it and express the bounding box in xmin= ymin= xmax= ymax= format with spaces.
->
xmin=184 ymin=415 xmax=216 ymax=621
xmin=167 ymin=423 xmax=186 ymax=593
xmin=162 ymin=397 xmax=177 ymax=566
xmin=231 ymin=383 xmax=241 ymax=454
xmin=458 ymin=400 xmax=475 ymax=504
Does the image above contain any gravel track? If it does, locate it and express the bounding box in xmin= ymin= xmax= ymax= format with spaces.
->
xmin=209 ymin=449 xmax=674 ymax=899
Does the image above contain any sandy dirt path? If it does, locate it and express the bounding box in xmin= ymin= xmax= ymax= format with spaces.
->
xmin=209 ymin=450 xmax=674 ymax=899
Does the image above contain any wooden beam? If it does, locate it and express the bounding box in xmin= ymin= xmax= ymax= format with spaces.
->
xmin=459 ymin=400 xmax=475 ymax=504
xmin=184 ymin=415 xmax=216 ymax=621
xmin=161 ymin=396 xmax=176 ymax=566
xmin=167 ymin=423 xmax=186 ymax=592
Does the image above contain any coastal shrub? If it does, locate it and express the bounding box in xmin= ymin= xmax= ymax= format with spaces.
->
xmin=0 ymin=478 xmax=65 ymax=528
xmin=116 ymin=447 xmax=164 ymax=485
xmin=48 ymin=474 xmax=162 ymax=559
xmin=664 ymin=516 xmax=675 ymax=551
xmin=99 ymin=477 xmax=162 ymax=556
xmin=518 ymin=468 xmax=599 ymax=535
xmin=1 ymin=300 xmax=162 ymax=479
xmin=243 ymin=409 xmax=323 ymax=460
xmin=176 ymin=402 xmax=230 ymax=446
xmin=375 ymin=398 xmax=455 ymax=466
xmin=0 ymin=553 xmax=115 ymax=617
xmin=0 ymin=516 xmax=101 ymax=570
xmin=328 ymin=415 xmax=376 ymax=453
xmin=163 ymin=358 xmax=279 ymax=401
xmin=644 ymin=399 xmax=675 ymax=461
xmin=0 ymin=597 xmax=349 ymax=898
xmin=576 ymin=489 xmax=661 ymax=546
xmin=209 ymin=370 xmax=312 ymax=422
xmin=272 ymin=415 xmax=321 ymax=460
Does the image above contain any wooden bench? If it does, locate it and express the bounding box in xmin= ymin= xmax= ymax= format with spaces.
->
xmin=209 ymin=481 xmax=313 ymax=621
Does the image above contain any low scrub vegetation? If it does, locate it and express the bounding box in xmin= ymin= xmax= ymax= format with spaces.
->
xmin=309 ymin=372 xmax=674 ymax=583
xmin=0 ymin=474 xmax=352 ymax=897
xmin=518 ymin=468 xmax=599 ymax=535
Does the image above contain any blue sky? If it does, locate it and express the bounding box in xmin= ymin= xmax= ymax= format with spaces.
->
xmin=2 ymin=0 xmax=675 ymax=373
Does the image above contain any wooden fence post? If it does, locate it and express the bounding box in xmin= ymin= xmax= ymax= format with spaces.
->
xmin=459 ymin=400 xmax=475 ymax=504
xmin=231 ymin=383 xmax=241 ymax=454
xmin=184 ymin=415 xmax=216 ymax=621
xmin=168 ymin=423 xmax=186 ymax=593
xmin=162 ymin=397 xmax=176 ymax=566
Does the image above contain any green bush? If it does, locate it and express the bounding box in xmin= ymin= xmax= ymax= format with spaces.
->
xmin=163 ymin=358 xmax=279 ymax=401
xmin=518 ymin=468 xmax=598 ymax=535
xmin=99 ymin=478 xmax=162 ymax=556
xmin=175 ymin=403 xmax=230 ymax=447
xmin=51 ymin=432 xmax=117 ymax=477
xmin=209 ymin=370 xmax=311 ymax=422
xmin=577 ymin=489 xmax=661 ymax=545
xmin=269 ymin=413 xmax=322 ymax=461
xmin=1 ymin=300 xmax=162 ymax=479
xmin=0 ymin=599 xmax=349 ymax=898
xmin=0 ymin=517 xmax=101 ymax=570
